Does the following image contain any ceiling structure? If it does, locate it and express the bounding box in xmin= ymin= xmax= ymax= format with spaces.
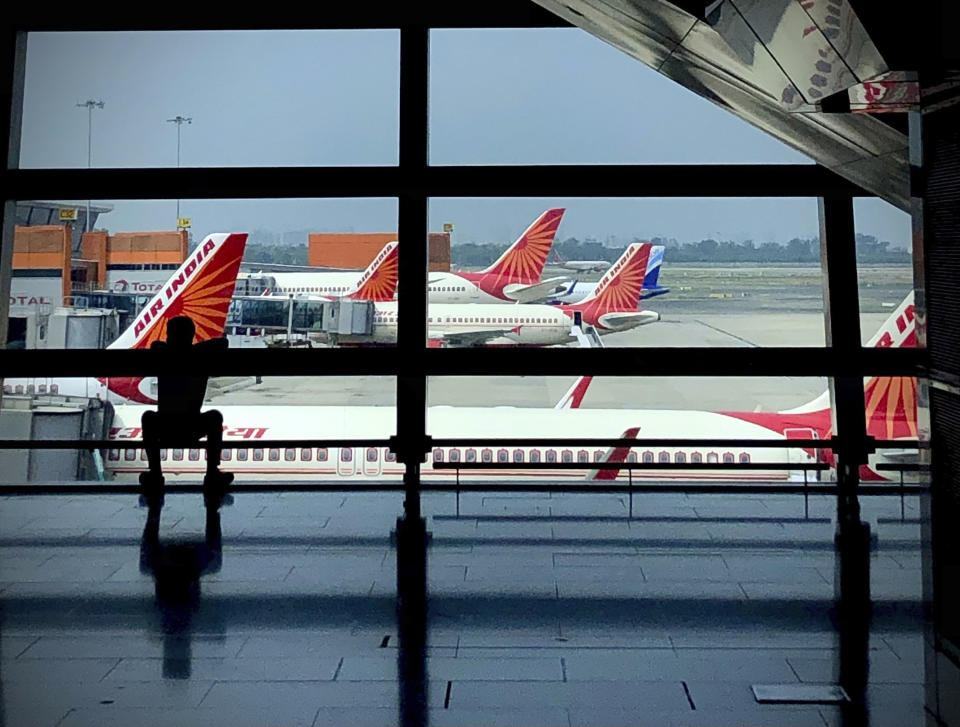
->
xmin=533 ymin=0 xmax=918 ymax=209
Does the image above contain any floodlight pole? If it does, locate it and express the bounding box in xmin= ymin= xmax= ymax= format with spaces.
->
xmin=166 ymin=115 xmax=192 ymax=221
xmin=76 ymin=99 xmax=104 ymax=232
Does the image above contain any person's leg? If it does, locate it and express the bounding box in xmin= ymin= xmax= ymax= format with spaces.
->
xmin=141 ymin=410 xmax=164 ymax=478
xmin=199 ymin=410 xmax=224 ymax=477
xmin=139 ymin=411 xmax=165 ymax=506
xmin=198 ymin=409 xmax=231 ymax=509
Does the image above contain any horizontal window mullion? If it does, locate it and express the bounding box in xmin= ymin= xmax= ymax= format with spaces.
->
xmin=3 ymin=164 xmax=869 ymax=200
xmin=0 ymin=347 xmax=921 ymax=378
xmin=5 ymin=5 xmax=571 ymax=32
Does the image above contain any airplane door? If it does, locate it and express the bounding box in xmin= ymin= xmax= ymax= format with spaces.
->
xmin=785 ymin=428 xmax=819 ymax=481
xmin=337 ymin=447 xmax=356 ymax=476
xmin=573 ymin=311 xmax=583 ymax=328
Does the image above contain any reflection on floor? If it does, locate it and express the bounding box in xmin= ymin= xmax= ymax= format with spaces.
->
xmin=0 ymin=490 xmax=926 ymax=727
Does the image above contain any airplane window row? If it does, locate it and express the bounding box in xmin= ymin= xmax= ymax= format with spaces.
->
xmin=288 ymin=286 xmax=348 ymax=293
xmin=431 ymin=448 xmax=753 ymax=465
xmin=429 ymin=316 xmax=551 ymax=324
xmin=108 ymin=446 xmax=401 ymax=464
xmin=4 ymin=383 xmax=60 ymax=395
xmin=429 ymin=286 xmax=467 ymax=292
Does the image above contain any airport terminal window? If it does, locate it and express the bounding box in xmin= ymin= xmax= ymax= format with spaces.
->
xmin=301 ymin=448 xmax=312 ymax=462
xmin=253 ymin=449 xmax=264 ymax=462
xmin=237 ymin=449 xmax=248 ymax=461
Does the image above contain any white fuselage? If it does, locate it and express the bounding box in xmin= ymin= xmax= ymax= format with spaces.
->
xmin=241 ymin=271 xmax=521 ymax=304
xmin=366 ymin=302 xmax=576 ymax=345
xmin=105 ymin=404 xmax=823 ymax=483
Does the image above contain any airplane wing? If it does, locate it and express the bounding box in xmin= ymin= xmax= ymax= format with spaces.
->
xmin=428 ymin=328 xmax=518 ymax=347
xmin=501 ymin=276 xmax=572 ymax=303
xmin=877 ymin=449 xmax=919 ymax=463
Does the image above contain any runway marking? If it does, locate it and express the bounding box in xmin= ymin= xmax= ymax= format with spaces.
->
xmin=695 ymin=319 xmax=760 ymax=347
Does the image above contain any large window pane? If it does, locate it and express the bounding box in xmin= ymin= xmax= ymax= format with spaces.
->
xmin=429 ymin=28 xmax=812 ymax=166
xmin=21 ymin=31 xmax=399 ymax=168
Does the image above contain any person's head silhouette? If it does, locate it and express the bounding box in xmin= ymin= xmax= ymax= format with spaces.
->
xmin=167 ymin=316 xmax=196 ymax=347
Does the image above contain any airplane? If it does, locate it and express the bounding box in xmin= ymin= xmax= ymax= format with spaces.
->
xmin=349 ymin=242 xmax=659 ymax=346
xmin=235 ymin=208 xmax=569 ymax=304
xmin=547 ymin=245 xmax=669 ymax=305
xmin=105 ymin=292 xmax=917 ymax=484
xmin=2 ymin=232 xmax=248 ymax=404
xmin=427 ymin=208 xmax=570 ymax=303
xmin=239 ymin=241 xmax=399 ymax=304
xmin=548 ymin=248 xmax=610 ymax=273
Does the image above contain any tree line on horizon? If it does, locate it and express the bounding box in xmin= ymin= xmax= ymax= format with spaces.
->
xmin=242 ymin=234 xmax=910 ymax=266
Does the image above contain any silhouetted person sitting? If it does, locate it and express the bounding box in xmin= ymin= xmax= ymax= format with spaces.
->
xmin=140 ymin=316 xmax=232 ymax=510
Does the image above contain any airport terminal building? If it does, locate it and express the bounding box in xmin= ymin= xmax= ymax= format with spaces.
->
xmin=1 ymin=4 xmax=959 ymax=727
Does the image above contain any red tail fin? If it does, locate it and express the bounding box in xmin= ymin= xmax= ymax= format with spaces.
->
xmin=481 ymin=208 xmax=565 ymax=285
xmin=108 ymin=232 xmax=248 ymax=350
xmin=563 ymin=243 xmax=652 ymax=323
xmin=864 ymin=292 xmax=917 ymax=439
xmin=346 ymin=241 xmax=398 ymax=302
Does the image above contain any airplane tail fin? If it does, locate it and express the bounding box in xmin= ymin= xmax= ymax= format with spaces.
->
xmin=108 ymin=232 xmax=248 ymax=350
xmin=481 ymin=208 xmax=565 ymax=285
xmin=345 ymin=241 xmax=399 ymax=302
xmin=642 ymin=245 xmax=665 ymax=291
xmin=785 ymin=291 xmax=918 ymax=439
xmin=554 ymin=376 xmax=593 ymax=409
xmin=567 ymin=243 xmax=652 ymax=315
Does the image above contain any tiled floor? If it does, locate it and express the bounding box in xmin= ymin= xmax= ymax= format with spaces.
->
xmin=0 ymin=490 xmax=928 ymax=726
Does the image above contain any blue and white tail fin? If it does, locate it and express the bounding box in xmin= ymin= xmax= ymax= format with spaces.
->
xmin=640 ymin=245 xmax=669 ymax=300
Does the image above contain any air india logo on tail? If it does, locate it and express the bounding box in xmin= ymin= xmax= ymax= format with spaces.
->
xmin=347 ymin=241 xmax=399 ymax=302
xmin=109 ymin=232 xmax=248 ymax=350
xmin=864 ymin=290 xmax=918 ymax=440
xmin=565 ymin=243 xmax=652 ymax=325
xmin=482 ymin=208 xmax=565 ymax=286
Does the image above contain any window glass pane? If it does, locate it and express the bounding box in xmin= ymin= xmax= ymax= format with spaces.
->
xmin=427 ymin=198 xmax=825 ymax=349
xmin=429 ymin=29 xmax=809 ymax=166
xmin=22 ymin=31 xmax=399 ymax=168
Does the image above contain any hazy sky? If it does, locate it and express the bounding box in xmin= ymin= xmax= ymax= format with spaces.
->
xmin=20 ymin=29 xmax=910 ymax=248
